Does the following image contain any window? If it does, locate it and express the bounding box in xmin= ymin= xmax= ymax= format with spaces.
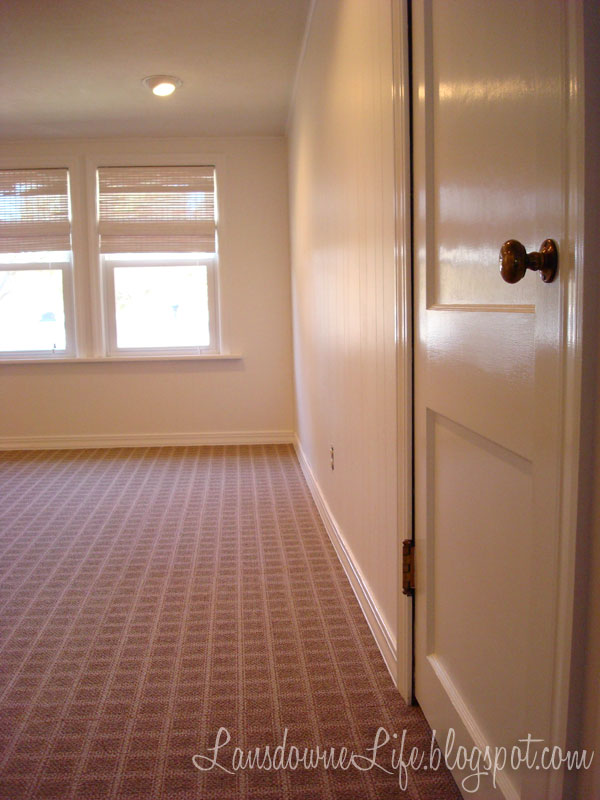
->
xmin=0 ymin=168 xmax=75 ymax=356
xmin=0 ymin=156 xmax=226 ymax=362
xmin=97 ymin=165 xmax=219 ymax=355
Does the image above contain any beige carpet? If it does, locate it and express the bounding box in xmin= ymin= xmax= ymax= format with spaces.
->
xmin=0 ymin=444 xmax=460 ymax=799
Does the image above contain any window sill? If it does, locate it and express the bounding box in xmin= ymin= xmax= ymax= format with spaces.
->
xmin=0 ymin=353 xmax=243 ymax=365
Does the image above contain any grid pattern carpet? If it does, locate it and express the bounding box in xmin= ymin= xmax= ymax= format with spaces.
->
xmin=0 ymin=444 xmax=460 ymax=799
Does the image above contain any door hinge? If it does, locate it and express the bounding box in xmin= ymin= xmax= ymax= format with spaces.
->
xmin=402 ymin=539 xmax=415 ymax=596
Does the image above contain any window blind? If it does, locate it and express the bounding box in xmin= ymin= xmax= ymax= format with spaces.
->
xmin=0 ymin=168 xmax=71 ymax=254
xmin=98 ymin=166 xmax=216 ymax=254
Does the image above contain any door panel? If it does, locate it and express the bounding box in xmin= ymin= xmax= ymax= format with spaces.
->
xmin=429 ymin=412 xmax=531 ymax=750
xmin=413 ymin=0 xmax=571 ymax=798
xmin=424 ymin=312 xmax=535 ymax=458
xmin=428 ymin=0 xmax=540 ymax=310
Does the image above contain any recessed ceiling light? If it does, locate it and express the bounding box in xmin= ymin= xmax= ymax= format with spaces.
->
xmin=142 ymin=75 xmax=182 ymax=97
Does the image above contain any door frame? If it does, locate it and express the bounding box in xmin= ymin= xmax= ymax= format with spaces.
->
xmin=544 ymin=4 xmax=587 ymax=792
xmin=392 ymin=0 xmax=414 ymax=703
xmin=392 ymin=0 xmax=592 ymax=786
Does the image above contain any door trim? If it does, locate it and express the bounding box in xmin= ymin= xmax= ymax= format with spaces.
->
xmin=392 ymin=0 xmax=414 ymax=704
xmin=548 ymin=1 xmax=587 ymax=796
xmin=568 ymin=4 xmax=600 ymax=797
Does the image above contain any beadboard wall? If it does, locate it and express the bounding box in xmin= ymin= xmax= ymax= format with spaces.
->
xmin=288 ymin=0 xmax=400 ymax=672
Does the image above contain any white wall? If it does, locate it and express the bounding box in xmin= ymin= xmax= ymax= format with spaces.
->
xmin=0 ymin=137 xmax=295 ymax=446
xmin=288 ymin=0 xmax=400 ymax=671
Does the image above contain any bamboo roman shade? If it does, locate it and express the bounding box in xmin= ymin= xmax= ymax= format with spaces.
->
xmin=97 ymin=166 xmax=216 ymax=254
xmin=0 ymin=168 xmax=71 ymax=254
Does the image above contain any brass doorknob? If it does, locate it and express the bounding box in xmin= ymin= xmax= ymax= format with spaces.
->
xmin=499 ymin=239 xmax=558 ymax=284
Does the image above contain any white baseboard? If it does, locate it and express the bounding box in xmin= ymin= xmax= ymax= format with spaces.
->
xmin=0 ymin=430 xmax=295 ymax=451
xmin=293 ymin=436 xmax=398 ymax=686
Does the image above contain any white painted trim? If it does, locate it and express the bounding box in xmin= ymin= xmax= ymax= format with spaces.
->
xmin=0 ymin=354 xmax=242 ymax=365
xmin=0 ymin=430 xmax=295 ymax=451
xmin=392 ymin=0 xmax=414 ymax=705
xmin=547 ymin=3 xmax=587 ymax=798
xmin=294 ymin=436 xmax=398 ymax=686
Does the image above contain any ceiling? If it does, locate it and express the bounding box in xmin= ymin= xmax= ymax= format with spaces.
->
xmin=0 ymin=0 xmax=311 ymax=139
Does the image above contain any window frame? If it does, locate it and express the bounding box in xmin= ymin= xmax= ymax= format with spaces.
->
xmin=101 ymin=253 xmax=219 ymax=356
xmin=0 ymin=254 xmax=77 ymax=359
xmin=0 ymin=159 xmax=80 ymax=360
xmin=85 ymin=152 xmax=225 ymax=359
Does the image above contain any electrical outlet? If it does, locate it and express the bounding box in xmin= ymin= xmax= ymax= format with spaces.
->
xmin=330 ymin=446 xmax=335 ymax=471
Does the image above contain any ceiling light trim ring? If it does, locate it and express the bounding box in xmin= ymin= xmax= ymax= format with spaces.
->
xmin=142 ymin=75 xmax=183 ymax=96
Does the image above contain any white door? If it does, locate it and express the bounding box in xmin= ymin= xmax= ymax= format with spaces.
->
xmin=412 ymin=1 xmax=581 ymax=798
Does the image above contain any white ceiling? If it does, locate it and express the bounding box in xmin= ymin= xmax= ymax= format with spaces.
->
xmin=0 ymin=0 xmax=311 ymax=139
